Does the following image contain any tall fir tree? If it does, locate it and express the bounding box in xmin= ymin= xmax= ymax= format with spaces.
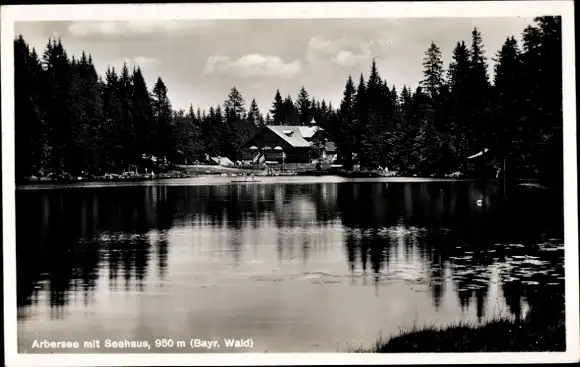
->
xmin=492 ymin=36 xmax=524 ymax=178
xmin=420 ymin=42 xmax=445 ymax=100
xmin=151 ymin=77 xmax=174 ymax=163
xmin=247 ymin=98 xmax=262 ymax=127
xmin=174 ymin=104 xmax=203 ymax=164
xmin=117 ymin=63 xmax=137 ymax=166
xmin=75 ymin=52 xmax=105 ymax=173
xmin=283 ymin=94 xmax=298 ymax=125
xmin=202 ymin=105 xmax=221 ymax=156
xmin=132 ymin=67 xmax=154 ymax=160
xmin=468 ymin=27 xmax=492 ymax=154
xmin=223 ymin=86 xmax=252 ymax=160
xmin=447 ymin=40 xmax=472 ymax=160
xmin=353 ymin=73 xmax=368 ymax=164
xmin=269 ymin=89 xmax=284 ymax=125
xmin=362 ymin=60 xmax=384 ymax=167
xmin=337 ymin=75 xmax=357 ymax=168
xmin=295 ymin=86 xmax=312 ymax=125
xmin=14 ymin=36 xmax=45 ymax=179
xmin=100 ymin=67 xmax=122 ymax=171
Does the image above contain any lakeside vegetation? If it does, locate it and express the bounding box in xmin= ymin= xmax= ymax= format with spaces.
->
xmin=14 ymin=17 xmax=562 ymax=186
xmin=355 ymin=314 xmax=565 ymax=353
xmin=352 ymin=283 xmax=566 ymax=353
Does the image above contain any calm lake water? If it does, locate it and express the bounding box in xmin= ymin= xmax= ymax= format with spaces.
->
xmin=16 ymin=178 xmax=565 ymax=353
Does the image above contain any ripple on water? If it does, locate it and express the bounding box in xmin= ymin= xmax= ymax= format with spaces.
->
xmin=249 ymin=275 xmax=287 ymax=282
xmin=310 ymin=279 xmax=343 ymax=285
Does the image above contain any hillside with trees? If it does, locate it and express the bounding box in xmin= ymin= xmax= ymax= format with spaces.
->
xmin=14 ymin=17 xmax=562 ymax=186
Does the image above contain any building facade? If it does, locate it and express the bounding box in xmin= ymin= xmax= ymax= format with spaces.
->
xmin=239 ymin=125 xmax=335 ymax=165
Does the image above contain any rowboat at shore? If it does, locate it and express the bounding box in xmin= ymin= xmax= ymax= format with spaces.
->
xmin=231 ymin=179 xmax=262 ymax=183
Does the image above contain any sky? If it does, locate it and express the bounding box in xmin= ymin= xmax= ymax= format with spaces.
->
xmin=15 ymin=18 xmax=535 ymax=115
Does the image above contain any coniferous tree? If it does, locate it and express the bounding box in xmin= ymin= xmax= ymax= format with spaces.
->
xmin=493 ymin=36 xmax=524 ymax=177
xmin=338 ymin=75 xmax=357 ymax=168
xmin=202 ymin=106 xmax=221 ymax=156
xmin=42 ymin=38 xmax=76 ymax=174
xmin=257 ymin=113 xmax=265 ymax=127
xmin=14 ymin=36 xmax=45 ymax=179
xmin=72 ymin=52 xmax=105 ymax=174
xmin=269 ymin=89 xmax=284 ymax=125
xmin=174 ymin=105 xmax=203 ymax=164
xmin=420 ymin=42 xmax=445 ymax=101
xmin=223 ymin=86 xmax=251 ymax=160
xmin=362 ymin=60 xmax=384 ymax=167
xmin=468 ymin=27 xmax=492 ymax=154
xmin=247 ymin=98 xmax=261 ymax=126
xmin=151 ymin=77 xmax=173 ymax=163
xmin=132 ymin=67 xmax=154 ymax=160
xmin=295 ymin=86 xmax=312 ymax=125
xmin=447 ymin=41 xmax=472 ymax=160
xmin=519 ymin=16 xmax=563 ymax=182
xmin=400 ymin=85 xmax=413 ymax=117
xmin=214 ymin=105 xmax=225 ymax=157
xmin=535 ymin=16 xmax=563 ymax=185
xmin=116 ymin=63 xmax=137 ymax=167
xmin=65 ymin=55 xmax=86 ymax=175
xmin=353 ymin=73 xmax=368 ymax=165
xmin=12 ymin=19 xmax=563 ymax=185
xmin=283 ymin=94 xmax=298 ymax=125
xmin=407 ymin=86 xmax=438 ymax=173
xmin=265 ymin=113 xmax=273 ymax=125
xmin=100 ymin=67 xmax=122 ymax=171
xmin=418 ymin=42 xmax=453 ymax=173
xmin=390 ymin=85 xmax=399 ymax=111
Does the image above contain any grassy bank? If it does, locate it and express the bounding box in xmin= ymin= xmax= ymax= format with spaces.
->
xmin=352 ymin=312 xmax=565 ymax=353
xmin=18 ymin=170 xmax=192 ymax=185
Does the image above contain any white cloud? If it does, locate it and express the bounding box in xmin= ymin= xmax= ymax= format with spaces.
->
xmin=334 ymin=51 xmax=358 ymax=67
xmin=130 ymin=56 xmax=158 ymax=66
xmin=305 ymin=36 xmax=378 ymax=69
xmin=101 ymin=56 xmax=158 ymax=73
xmin=203 ymin=54 xmax=301 ymax=79
xmin=68 ymin=20 xmax=213 ymax=37
xmin=307 ymin=36 xmax=341 ymax=55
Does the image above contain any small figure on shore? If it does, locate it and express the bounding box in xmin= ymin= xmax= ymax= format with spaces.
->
xmin=245 ymin=171 xmax=255 ymax=181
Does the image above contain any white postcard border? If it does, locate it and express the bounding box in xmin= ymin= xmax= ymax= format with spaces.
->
xmin=1 ymin=2 xmax=578 ymax=366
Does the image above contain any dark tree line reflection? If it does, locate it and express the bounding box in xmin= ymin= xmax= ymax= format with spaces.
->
xmin=17 ymin=181 xmax=564 ymax=324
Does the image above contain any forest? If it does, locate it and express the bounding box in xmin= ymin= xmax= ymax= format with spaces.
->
xmin=14 ymin=16 xmax=562 ymax=185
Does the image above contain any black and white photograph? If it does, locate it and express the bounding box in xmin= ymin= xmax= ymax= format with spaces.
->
xmin=2 ymin=2 xmax=578 ymax=366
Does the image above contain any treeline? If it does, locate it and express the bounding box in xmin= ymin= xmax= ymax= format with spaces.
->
xmin=14 ymin=36 xmax=249 ymax=178
xmin=14 ymin=16 xmax=562 ymax=183
xmin=329 ymin=16 xmax=562 ymax=181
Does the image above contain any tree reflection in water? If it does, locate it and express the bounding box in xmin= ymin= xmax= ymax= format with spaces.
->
xmin=16 ymin=181 xmax=564 ymax=326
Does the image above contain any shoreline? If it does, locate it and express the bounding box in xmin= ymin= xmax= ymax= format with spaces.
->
xmin=15 ymin=174 xmax=554 ymax=191
xmin=16 ymin=165 xmax=557 ymax=192
xmin=352 ymin=311 xmax=566 ymax=353
xmin=17 ymin=164 xmax=548 ymax=186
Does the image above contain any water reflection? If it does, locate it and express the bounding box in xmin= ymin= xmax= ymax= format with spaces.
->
xmin=16 ymin=181 xmax=564 ymax=349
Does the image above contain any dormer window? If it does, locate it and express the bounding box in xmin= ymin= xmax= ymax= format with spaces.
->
xmin=282 ymin=129 xmax=293 ymax=136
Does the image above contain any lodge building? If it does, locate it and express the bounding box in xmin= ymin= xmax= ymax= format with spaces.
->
xmin=239 ymin=122 xmax=337 ymax=165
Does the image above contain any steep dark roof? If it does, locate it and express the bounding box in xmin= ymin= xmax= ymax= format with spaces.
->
xmin=266 ymin=125 xmax=322 ymax=148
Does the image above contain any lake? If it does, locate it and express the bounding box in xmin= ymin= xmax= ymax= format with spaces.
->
xmin=15 ymin=178 xmax=565 ymax=353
